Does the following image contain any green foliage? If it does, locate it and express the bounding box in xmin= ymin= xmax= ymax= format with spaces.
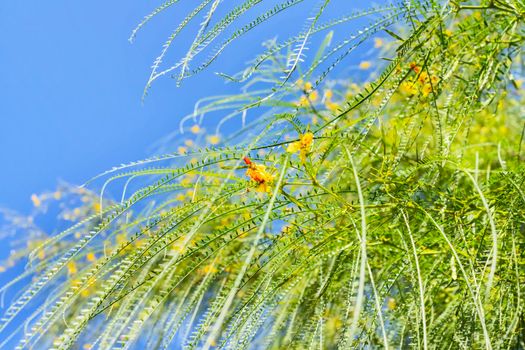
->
xmin=1 ymin=0 xmax=525 ymax=349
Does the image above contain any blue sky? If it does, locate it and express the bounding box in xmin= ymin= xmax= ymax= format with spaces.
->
xmin=0 ymin=0 xmax=262 ymax=213
xmin=0 ymin=0 xmax=376 ymax=214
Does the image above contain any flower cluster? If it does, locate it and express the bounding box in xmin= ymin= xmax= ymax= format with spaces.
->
xmin=399 ymin=62 xmax=440 ymax=97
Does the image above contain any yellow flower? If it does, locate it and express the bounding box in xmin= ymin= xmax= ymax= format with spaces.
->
xmin=190 ymin=124 xmax=201 ymax=134
xmin=374 ymin=37 xmax=384 ymax=48
xmin=323 ymin=89 xmax=333 ymax=100
xmin=325 ymin=101 xmax=340 ymax=112
xmin=297 ymin=95 xmax=309 ymax=107
xmin=178 ymin=146 xmax=187 ymax=155
xmin=67 ymin=261 xmax=77 ymax=275
xmin=176 ymin=193 xmax=186 ymax=201
xmin=421 ymin=83 xmax=433 ymax=97
xmin=86 ymin=252 xmax=96 ymax=262
xmin=116 ymin=233 xmax=127 ymax=245
xmin=444 ymin=29 xmax=453 ymax=37
xmin=303 ymin=81 xmax=313 ymax=92
xmin=387 ymin=297 xmax=396 ymax=310
xmin=199 ymin=264 xmax=218 ymax=275
xmin=31 ymin=194 xmax=41 ymax=207
xmin=417 ymin=71 xmax=429 ymax=84
xmin=309 ymin=90 xmax=319 ymax=102
xmin=400 ymin=80 xmax=418 ymax=96
xmin=286 ymin=132 xmax=314 ymax=163
xmin=359 ymin=61 xmax=371 ymax=70
xmin=184 ymin=139 xmax=194 ymax=147
xmin=92 ymin=202 xmax=101 ymax=214
xmin=207 ymin=135 xmax=220 ymax=145
xmin=171 ymin=242 xmax=185 ymax=253
xmin=53 ymin=191 xmax=62 ymax=200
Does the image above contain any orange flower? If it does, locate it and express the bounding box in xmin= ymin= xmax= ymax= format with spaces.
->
xmin=417 ymin=71 xmax=429 ymax=84
xmin=286 ymin=132 xmax=314 ymax=163
xmin=409 ymin=62 xmax=421 ymax=74
xmin=243 ymin=157 xmax=275 ymax=192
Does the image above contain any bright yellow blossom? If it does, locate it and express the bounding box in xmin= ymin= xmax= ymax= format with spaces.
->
xmin=374 ymin=37 xmax=384 ymax=48
xmin=199 ymin=264 xmax=218 ymax=275
xmin=303 ymin=81 xmax=313 ymax=92
xmin=286 ymin=132 xmax=314 ymax=163
xmin=325 ymin=101 xmax=339 ymax=112
xmin=417 ymin=71 xmax=429 ymax=84
xmin=400 ymin=80 xmax=418 ymax=96
xmin=421 ymin=83 xmax=433 ymax=97
xmin=207 ymin=135 xmax=220 ymax=145
xmin=86 ymin=252 xmax=96 ymax=262
xmin=309 ymin=90 xmax=319 ymax=102
xmin=92 ymin=202 xmax=101 ymax=214
xmin=359 ymin=61 xmax=371 ymax=70
xmin=387 ymin=297 xmax=397 ymax=310
xmin=297 ymin=95 xmax=309 ymax=107
xmin=67 ymin=261 xmax=77 ymax=275
xmin=190 ymin=124 xmax=201 ymax=134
